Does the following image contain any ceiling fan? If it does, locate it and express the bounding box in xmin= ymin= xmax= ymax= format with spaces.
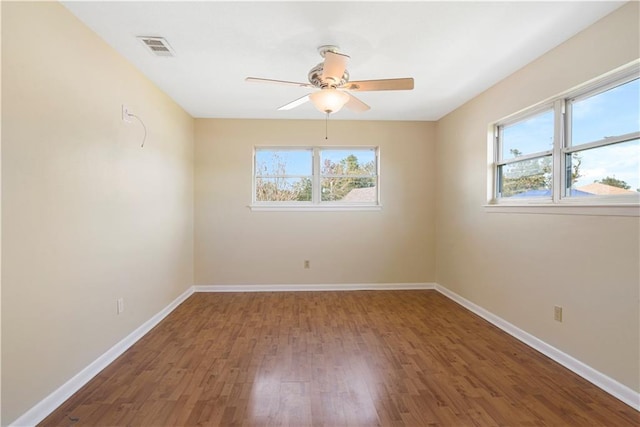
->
xmin=246 ymin=45 xmax=414 ymax=115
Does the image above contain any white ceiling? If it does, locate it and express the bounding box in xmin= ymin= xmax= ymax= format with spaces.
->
xmin=62 ymin=1 xmax=625 ymax=121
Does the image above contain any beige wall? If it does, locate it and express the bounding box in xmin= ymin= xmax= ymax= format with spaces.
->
xmin=435 ymin=2 xmax=640 ymax=392
xmin=195 ymin=119 xmax=435 ymax=285
xmin=1 ymin=2 xmax=194 ymax=424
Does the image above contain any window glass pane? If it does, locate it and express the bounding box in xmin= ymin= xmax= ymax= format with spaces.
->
xmin=498 ymin=155 xmax=552 ymax=198
xmin=501 ymin=109 xmax=554 ymax=159
xmin=255 ymin=177 xmax=312 ymax=202
xmin=320 ymin=149 xmax=376 ymax=176
xmin=566 ymin=139 xmax=640 ymax=196
xmin=321 ymin=177 xmax=377 ymax=202
xmin=571 ymin=78 xmax=640 ymax=146
xmin=255 ymin=149 xmax=312 ymax=176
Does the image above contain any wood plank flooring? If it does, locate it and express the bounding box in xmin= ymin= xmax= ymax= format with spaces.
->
xmin=40 ymin=291 xmax=639 ymax=426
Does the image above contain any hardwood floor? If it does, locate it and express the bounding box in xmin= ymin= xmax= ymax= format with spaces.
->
xmin=40 ymin=291 xmax=639 ymax=426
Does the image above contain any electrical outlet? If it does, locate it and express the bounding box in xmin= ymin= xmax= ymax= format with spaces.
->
xmin=304 ymin=260 xmax=310 ymax=269
xmin=122 ymin=105 xmax=132 ymax=123
xmin=554 ymin=305 xmax=563 ymax=322
xmin=117 ymin=298 xmax=125 ymax=314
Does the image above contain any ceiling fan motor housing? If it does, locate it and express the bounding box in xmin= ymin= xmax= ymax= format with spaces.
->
xmin=308 ymin=63 xmax=349 ymax=88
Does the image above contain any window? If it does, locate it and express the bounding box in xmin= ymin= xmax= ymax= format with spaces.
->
xmin=565 ymin=78 xmax=639 ymax=198
xmin=252 ymin=146 xmax=379 ymax=210
xmin=496 ymin=108 xmax=554 ymax=199
xmin=255 ymin=148 xmax=313 ymax=202
xmin=492 ymin=62 xmax=639 ymax=210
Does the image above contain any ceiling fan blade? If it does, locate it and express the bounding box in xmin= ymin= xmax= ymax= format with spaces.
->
xmin=342 ymin=78 xmax=414 ymax=91
xmin=277 ymin=94 xmax=310 ymax=111
xmin=322 ymin=51 xmax=350 ymax=84
xmin=344 ymin=93 xmax=370 ymax=112
xmin=245 ymin=77 xmax=314 ymax=88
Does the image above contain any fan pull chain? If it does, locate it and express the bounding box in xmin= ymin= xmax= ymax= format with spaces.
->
xmin=325 ymin=112 xmax=329 ymax=140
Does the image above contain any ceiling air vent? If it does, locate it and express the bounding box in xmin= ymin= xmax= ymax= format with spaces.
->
xmin=137 ymin=36 xmax=175 ymax=57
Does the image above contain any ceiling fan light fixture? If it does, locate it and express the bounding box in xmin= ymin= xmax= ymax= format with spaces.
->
xmin=309 ymin=89 xmax=349 ymax=114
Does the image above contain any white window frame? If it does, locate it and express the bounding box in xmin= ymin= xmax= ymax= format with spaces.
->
xmin=250 ymin=146 xmax=381 ymax=211
xmin=486 ymin=60 xmax=640 ymax=217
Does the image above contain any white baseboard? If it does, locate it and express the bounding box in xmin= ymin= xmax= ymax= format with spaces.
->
xmin=9 ymin=286 xmax=195 ymax=427
xmin=434 ymin=283 xmax=640 ymax=411
xmin=194 ymin=282 xmax=435 ymax=293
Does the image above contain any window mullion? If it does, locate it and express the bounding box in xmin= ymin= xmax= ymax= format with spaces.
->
xmin=553 ymin=99 xmax=564 ymax=202
xmin=494 ymin=128 xmax=500 ymax=199
xmin=252 ymin=149 xmax=257 ymax=204
xmin=312 ymin=148 xmax=321 ymax=204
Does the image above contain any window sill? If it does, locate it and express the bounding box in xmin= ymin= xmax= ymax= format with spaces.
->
xmin=483 ymin=203 xmax=639 ymax=217
xmin=249 ymin=204 xmax=382 ymax=212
